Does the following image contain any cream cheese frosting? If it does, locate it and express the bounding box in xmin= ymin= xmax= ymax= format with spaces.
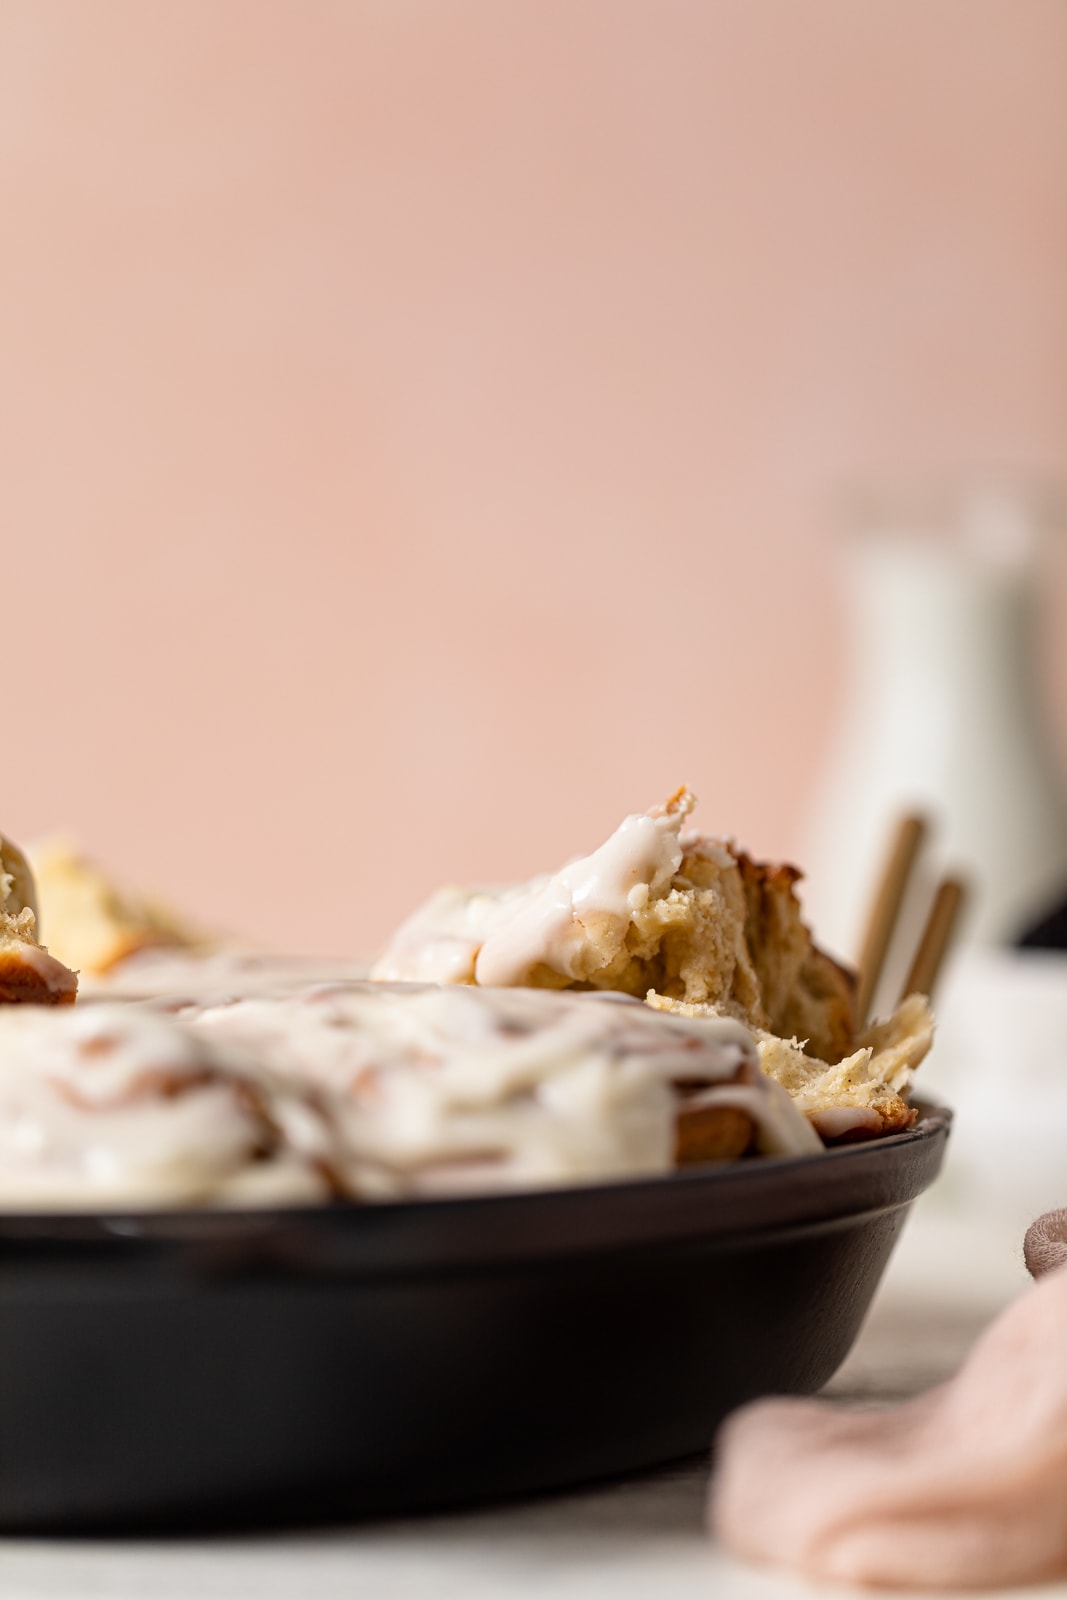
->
xmin=185 ymin=983 xmax=819 ymax=1198
xmin=473 ymin=797 xmax=691 ymax=987
xmin=0 ymin=979 xmax=818 ymax=1207
xmin=372 ymin=790 xmax=931 ymax=1140
xmin=373 ymin=788 xmax=737 ymax=993
xmin=80 ymin=946 xmax=373 ymax=1003
xmin=0 ymin=1003 xmax=328 ymax=1208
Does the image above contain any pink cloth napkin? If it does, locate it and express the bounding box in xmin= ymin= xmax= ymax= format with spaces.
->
xmin=710 ymin=1209 xmax=1067 ymax=1589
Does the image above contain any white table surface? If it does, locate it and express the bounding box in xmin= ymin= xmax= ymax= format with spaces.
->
xmin=0 ymin=1194 xmax=1050 ymax=1600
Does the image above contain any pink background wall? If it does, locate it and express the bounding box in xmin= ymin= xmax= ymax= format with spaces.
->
xmin=2 ymin=1 xmax=1066 ymax=956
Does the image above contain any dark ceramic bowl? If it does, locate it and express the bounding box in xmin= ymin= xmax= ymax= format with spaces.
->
xmin=0 ymin=1103 xmax=949 ymax=1530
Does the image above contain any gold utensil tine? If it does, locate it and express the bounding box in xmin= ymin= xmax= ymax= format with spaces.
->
xmin=856 ymin=813 xmax=928 ymax=1026
xmin=901 ymin=877 xmax=968 ymax=1004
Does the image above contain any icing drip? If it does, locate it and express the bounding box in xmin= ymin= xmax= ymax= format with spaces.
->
xmin=373 ymin=790 xmax=695 ymax=988
xmin=188 ymin=981 xmax=817 ymax=1195
xmin=474 ymin=805 xmax=687 ymax=986
xmin=0 ymin=979 xmax=820 ymax=1206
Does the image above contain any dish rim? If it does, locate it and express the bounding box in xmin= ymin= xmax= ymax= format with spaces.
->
xmin=0 ymin=1101 xmax=952 ymax=1272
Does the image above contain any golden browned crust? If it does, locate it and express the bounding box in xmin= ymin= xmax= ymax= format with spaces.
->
xmin=823 ymin=1102 xmax=917 ymax=1142
xmin=28 ymin=841 xmax=212 ymax=977
xmin=0 ymin=948 xmax=77 ymax=1006
xmin=778 ymin=947 xmax=857 ymax=1065
xmin=674 ymin=1101 xmax=755 ymax=1164
xmin=753 ymin=995 xmax=932 ymax=1139
xmin=732 ymin=851 xmax=857 ymax=1063
xmin=588 ymin=837 xmax=857 ymax=1065
xmin=375 ymin=790 xmax=917 ymax=1151
xmin=650 ymin=989 xmax=933 ymax=1143
xmin=375 ymin=791 xmax=861 ymax=1074
xmin=0 ymin=838 xmax=80 ymax=1006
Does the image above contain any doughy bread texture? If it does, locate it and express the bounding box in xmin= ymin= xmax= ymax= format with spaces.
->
xmin=28 ymin=839 xmax=212 ymax=977
xmin=0 ymin=833 xmax=78 ymax=1005
xmin=375 ymin=789 xmax=934 ymax=1139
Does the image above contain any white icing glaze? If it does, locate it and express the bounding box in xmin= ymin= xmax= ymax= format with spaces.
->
xmin=369 ymin=887 xmax=493 ymax=985
xmin=474 ymin=806 xmax=687 ymax=986
xmin=0 ymin=980 xmax=819 ymax=1208
xmin=0 ymin=1004 xmax=329 ymax=1208
xmin=190 ymin=982 xmax=818 ymax=1195
xmin=373 ymin=793 xmax=695 ymax=988
xmin=806 ymin=1104 xmax=883 ymax=1140
xmin=685 ymin=1072 xmax=824 ymax=1158
xmin=80 ymin=947 xmax=372 ymax=1002
xmin=0 ymin=936 xmax=79 ymax=1000
xmin=678 ymin=830 xmax=737 ymax=871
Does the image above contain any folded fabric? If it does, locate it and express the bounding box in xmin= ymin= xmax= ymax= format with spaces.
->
xmin=710 ymin=1207 xmax=1067 ymax=1590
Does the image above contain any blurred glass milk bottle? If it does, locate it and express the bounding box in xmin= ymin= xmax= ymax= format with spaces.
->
xmin=803 ymin=484 xmax=1067 ymax=966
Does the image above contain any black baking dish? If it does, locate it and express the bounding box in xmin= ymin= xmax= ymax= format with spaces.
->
xmin=0 ymin=1103 xmax=949 ymax=1530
